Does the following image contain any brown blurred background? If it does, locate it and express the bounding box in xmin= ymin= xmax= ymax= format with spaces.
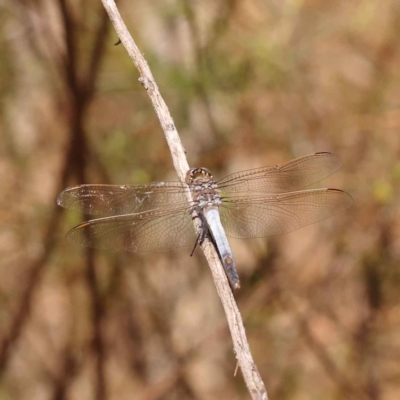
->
xmin=1 ymin=0 xmax=400 ymax=399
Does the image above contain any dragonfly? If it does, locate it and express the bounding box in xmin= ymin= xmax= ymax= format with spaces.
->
xmin=57 ymin=152 xmax=352 ymax=289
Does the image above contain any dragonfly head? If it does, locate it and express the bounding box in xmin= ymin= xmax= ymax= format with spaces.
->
xmin=186 ymin=167 xmax=213 ymax=185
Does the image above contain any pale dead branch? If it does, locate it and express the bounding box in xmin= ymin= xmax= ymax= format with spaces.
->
xmin=100 ymin=1 xmax=268 ymax=398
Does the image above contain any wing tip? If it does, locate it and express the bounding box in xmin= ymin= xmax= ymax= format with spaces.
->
xmin=57 ymin=185 xmax=81 ymax=207
xmin=65 ymin=222 xmax=94 ymax=248
xmin=315 ymin=151 xmax=342 ymax=163
xmin=56 ymin=192 xmax=65 ymax=207
xmin=326 ymin=188 xmax=354 ymax=208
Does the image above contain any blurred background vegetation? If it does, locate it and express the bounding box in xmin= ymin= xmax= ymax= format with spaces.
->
xmin=1 ymin=0 xmax=400 ymax=399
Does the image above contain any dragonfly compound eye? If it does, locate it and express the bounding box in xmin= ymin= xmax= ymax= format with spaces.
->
xmin=185 ymin=167 xmax=213 ymax=184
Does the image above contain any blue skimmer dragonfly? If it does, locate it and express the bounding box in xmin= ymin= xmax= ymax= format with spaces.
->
xmin=57 ymin=152 xmax=353 ymax=289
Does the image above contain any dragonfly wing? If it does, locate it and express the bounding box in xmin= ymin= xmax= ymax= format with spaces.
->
xmin=219 ymin=189 xmax=353 ymax=238
xmin=217 ymin=152 xmax=342 ymax=193
xmin=57 ymin=182 xmax=191 ymax=216
xmin=66 ymin=205 xmax=197 ymax=252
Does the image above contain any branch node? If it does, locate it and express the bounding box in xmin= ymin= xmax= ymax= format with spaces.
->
xmin=138 ymin=76 xmax=148 ymax=89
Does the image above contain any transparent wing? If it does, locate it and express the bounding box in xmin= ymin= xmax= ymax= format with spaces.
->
xmin=57 ymin=182 xmax=192 ymax=216
xmin=66 ymin=204 xmax=197 ymax=252
xmin=219 ymin=189 xmax=353 ymax=238
xmin=217 ymin=152 xmax=342 ymax=193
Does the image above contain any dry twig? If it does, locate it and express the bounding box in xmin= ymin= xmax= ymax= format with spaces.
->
xmin=101 ymin=1 xmax=268 ymax=398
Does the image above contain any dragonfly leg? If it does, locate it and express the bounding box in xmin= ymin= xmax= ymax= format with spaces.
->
xmin=190 ymin=212 xmax=208 ymax=256
xmin=190 ymin=234 xmax=200 ymax=257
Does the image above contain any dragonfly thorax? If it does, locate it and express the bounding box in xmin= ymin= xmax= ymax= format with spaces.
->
xmin=186 ymin=167 xmax=221 ymax=209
